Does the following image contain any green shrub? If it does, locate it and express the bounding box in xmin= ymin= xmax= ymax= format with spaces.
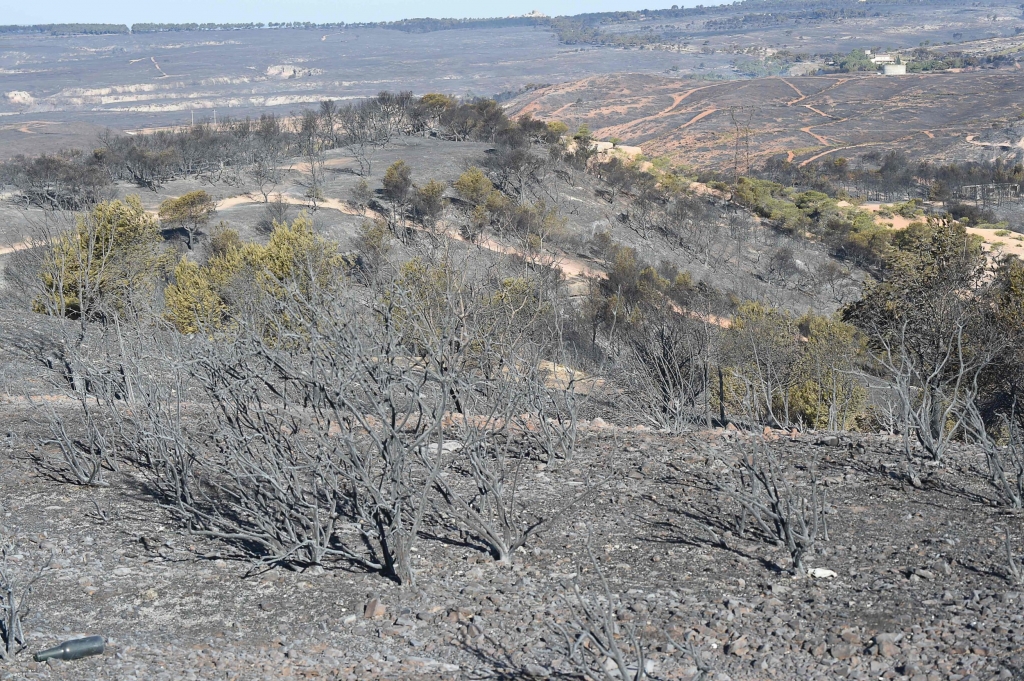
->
xmin=164 ymin=213 xmax=346 ymax=333
xmin=35 ymin=195 xmax=168 ymax=319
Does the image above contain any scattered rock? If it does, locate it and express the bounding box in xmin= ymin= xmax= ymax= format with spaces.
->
xmin=873 ymin=633 xmax=902 ymax=657
xmin=830 ymin=643 xmax=857 ymax=660
xmin=725 ymin=636 xmax=749 ymax=656
xmin=524 ymin=663 xmax=549 ymax=678
xmin=808 ymin=568 xmax=837 ymax=579
xmin=364 ymin=597 xmax=386 ymax=619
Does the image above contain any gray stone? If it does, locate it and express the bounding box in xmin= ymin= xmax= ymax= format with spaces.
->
xmin=725 ymin=636 xmax=749 ymax=656
xmin=876 ymin=640 xmax=899 ymax=657
xmin=831 ymin=643 xmax=857 ymax=660
xmin=873 ymin=633 xmax=903 ymax=644
xmin=524 ymin=663 xmax=549 ymax=678
xmin=364 ymin=597 xmax=386 ymax=619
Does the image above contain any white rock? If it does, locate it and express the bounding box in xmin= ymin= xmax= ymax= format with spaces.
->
xmin=808 ymin=568 xmax=837 ymax=579
xmin=419 ymin=441 xmax=463 ymax=455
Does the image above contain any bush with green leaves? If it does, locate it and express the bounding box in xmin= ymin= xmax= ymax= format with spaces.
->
xmin=34 ymin=195 xmax=168 ymax=320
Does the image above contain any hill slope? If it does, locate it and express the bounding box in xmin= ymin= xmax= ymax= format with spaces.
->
xmin=510 ymin=70 xmax=1024 ymax=169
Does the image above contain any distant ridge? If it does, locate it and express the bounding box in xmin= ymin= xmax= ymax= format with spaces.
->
xmin=0 ymin=24 xmax=130 ymax=35
xmin=0 ymin=0 xmax=975 ymax=39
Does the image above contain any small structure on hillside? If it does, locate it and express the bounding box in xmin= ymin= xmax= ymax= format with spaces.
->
xmin=883 ymin=63 xmax=907 ymax=75
xmin=871 ymin=53 xmax=895 ymax=64
xmin=593 ymin=141 xmax=643 ymax=159
xmin=954 ymin=183 xmax=1020 ymax=206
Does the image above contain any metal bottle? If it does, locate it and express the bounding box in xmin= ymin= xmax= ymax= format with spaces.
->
xmin=33 ymin=635 xmax=105 ymax=662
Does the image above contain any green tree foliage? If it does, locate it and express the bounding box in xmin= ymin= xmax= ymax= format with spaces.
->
xmin=789 ymin=315 xmax=865 ymax=431
xmin=720 ymin=304 xmax=865 ymax=430
xmin=823 ymin=49 xmax=877 ymax=73
xmin=209 ymin=224 xmax=242 ymax=258
xmin=164 ymin=257 xmax=227 ymax=335
xmin=158 ymin=190 xmax=216 ymax=250
xmin=34 ymin=196 xmax=166 ymax=320
xmin=723 ymin=302 xmax=801 ymax=427
xmin=453 ymin=167 xmax=494 ymax=206
xmin=354 ymin=218 xmax=394 ymax=277
xmin=414 ymin=93 xmax=457 ymax=130
xmin=164 ymin=214 xmax=346 ymax=333
xmin=382 ymin=161 xmax=413 ymax=204
xmin=844 ymin=218 xmax=993 ymax=458
xmin=990 ymin=258 xmax=1024 ymax=411
xmin=732 ymin=176 xmax=891 ymax=264
xmin=413 ymin=179 xmax=446 ymax=227
xmin=390 ymin=256 xmax=549 ymax=370
xmin=381 ymin=160 xmax=414 ymax=233
xmin=546 ymin=121 xmax=569 ymax=140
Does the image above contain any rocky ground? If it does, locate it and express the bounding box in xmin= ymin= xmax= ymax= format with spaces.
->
xmin=0 ymin=396 xmax=1022 ymax=681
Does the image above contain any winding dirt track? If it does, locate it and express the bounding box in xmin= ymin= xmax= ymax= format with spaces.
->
xmin=678 ymin=108 xmax=718 ymax=130
xmin=797 ymin=142 xmax=882 ymax=167
xmin=0 ymin=241 xmax=31 ymax=256
xmin=799 ymin=126 xmax=830 ymax=146
xmin=215 ymin=194 xmax=361 ymax=215
xmin=803 ymin=105 xmax=834 ymax=119
xmin=594 ymin=84 xmax=719 ymax=140
xmin=214 ymin=193 xmax=606 ymax=283
xmin=779 ymin=78 xmax=806 ymax=105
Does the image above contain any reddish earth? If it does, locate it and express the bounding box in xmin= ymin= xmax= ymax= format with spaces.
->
xmin=509 ymin=70 xmax=1024 ymax=169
